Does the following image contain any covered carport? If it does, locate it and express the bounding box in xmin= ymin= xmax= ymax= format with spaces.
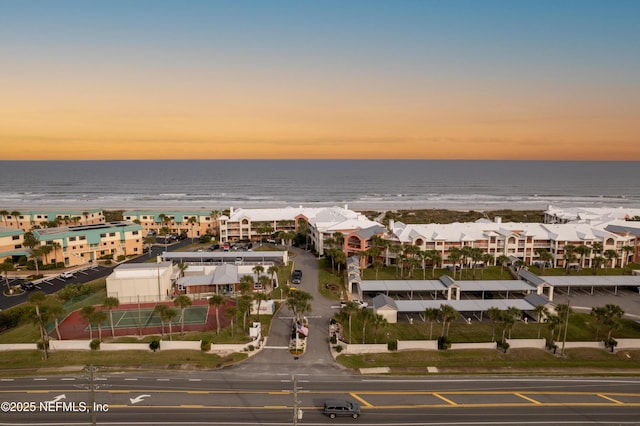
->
xmin=541 ymin=275 xmax=640 ymax=297
xmin=391 ymin=299 xmax=538 ymax=323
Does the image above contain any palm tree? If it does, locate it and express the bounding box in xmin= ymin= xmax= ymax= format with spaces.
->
xmin=439 ymin=304 xmax=458 ymax=337
xmin=208 ymin=294 xmax=226 ymax=335
xmin=340 ymin=301 xmax=359 ymax=344
xmin=372 ymin=314 xmax=388 ymax=344
xmin=80 ymin=305 xmax=97 ymax=341
xmin=591 ymin=256 xmax=604 ymax=275
xmin=153 ymin=304 xmax=169 ymax=337
xmin=592 ymin=241 xmax=603 ymax=256
xmin=546 ymin=314 xmax=561 ymax=344
xmin=621 ymin=245 xmax=635 ymax=269
xmin=534 ymin=305 xmax=549 ymax=339
xmin=238 ymin=295 xmax=253 ymax=331
xmin=103 ymin=296 xmax=120 ymax=338
xmin=535 ymin=249 xmax=553 ymax=275
xmin=604 ymin=249 xmax=618 ymax=273
xmin=469 ymin=247 xmax=484 ymax=279
xmin=459 ymin=246 xmax=473 ymax=279
xmin=590 ymin=306 xmax=607 ymax=341
xmin=424 ymin=307 xmax=439 ymax=340
xmin=239 ymin=275 xmax=254 ymax=295
xmin=575 ymin=245 xmax=591 ymax=270
xmin=496 ymin=255 xmax=510 ymax=278
xmin=603 ymin=304 xmax=625 ymax=340
xmin=0 ymin=261 xmax=14 ymax=292
xmin=226 ymin=306 xmax=238 ymax=337
xmin=44 ymin=296 xmax=65 ymax=341
xmin=503 ymin=307 xmax=521 ymax=340
xmin=163 ymin=307 xmax=178 ymax=340
xmin=252 ymin=265 xmax=264 ymax=283
xmin=187 ymin=216 xmax=198 ymax=242
xmin=359 ymin=308 xmax=374 ymax=344
xmin=267 ymin=265 xmax=278 ymax=290
xmin=173 ymin=294 xmax=192 ymax=335
xmin=254 ymin=292 xmax=269 ymax=321
xmin=555 ymin=303 xmax=572 ymax=341
xmin=258 ymin=275 xmax=271 ymax=293
xmin=447 ymin=248 xmax=462 ymax=280
xmin=29 ymin=291 xmax=49 ymax=359
xmin=92 ymin=310 xmax=108 ymax=342
xmin=487 ymin=307 xmax=502 ymax=342
xmin=430 ymin=251 xmax=442 ymax=278
xmin=0 ymin=210 xmax=8 ymax=226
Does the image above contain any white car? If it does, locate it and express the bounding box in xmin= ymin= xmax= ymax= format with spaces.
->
xmin=340 ymin=300 xmax=369 ymax=309
xmin=59 ymin=272 xmax=74 ymax=279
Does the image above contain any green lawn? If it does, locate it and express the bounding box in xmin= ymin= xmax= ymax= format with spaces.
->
xmin=337 ymin=348 xmax=640 ymax=373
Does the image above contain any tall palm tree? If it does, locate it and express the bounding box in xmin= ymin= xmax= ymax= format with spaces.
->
xmin=226 ymin=306 xmax=238 ymax=337
xmin=487 ymin=307 xmax=502 ymax=342
xmin=603 ymin=304 xmax=625 ymax=340
xmin=534 ymin=305 xmax=549 ymax=339
xmin=424 ymin=307 xmax=439 ymax=340
xmin=187 ymin=216 xmax=198 ymax=242
xmin=430 ymin=250 xmax=442 ymax=278
xmin=358 ymin=308 xmax=374 ymax=344
xmin=29 ymin=291 xmax=49 ymax=359
xmin=470 ymin=247 xmax=484 ymax=279
xmin=252 ymin=265 xmax=264 ymax=283
xmin=546 ymin=314 xmax=561 ymax=344
xmin=447 ymin=248 xmax=462 ymax=280
xmin=163 ymin=307 xmax=178 ymax=340
xmin=254 ymin=292 xmax=269 ymax=321
xmin=92 ymin=310 xmax=108 ymax=342
xmin=590 ymin=306 xmax=607 ymax=341
xmin=153 ymin=304 xmax=169 ymax=337
xmin=372 ymin=314 xmax=388 ymax=344
xmin=621 ymin=245 xmax=635 ymax=269
xmin=534 ymin=249 xmax=553 ymax=275
xmin=480 ymin=253 xmax=494 ymax=279
xmin=591 ymin=256 xmax=604 ymax=275
xmin=267 ymin=265 xmax=278 ymax=289
xmin=258 ymin=275 xmax=270 ymax=293
xmin=340 ymin=301 xmax=359 ymax=344
xmin=237 ymin=295 xmax=253 ymax=331
xmin=0 ymin=261 xmax=14 ymax=292
xmin=575 ymin=245 xmax=591 ymax=270
xmin=208 ymin=294 xmax=226 ymax=335
xmin=439 ymin=304 xmax=458 ymax=337
xmin=239 ymin=275 xmax=254 ymax=295
xmin=555 ymin=303 xmax=572 ymax=341
xmin=0 ymin=210 xmax=8 ymax=226
xmin=80 ymin=305 xmax=97 ymax=341
xmin=173 ymin=295 xmax=193 ymax=335
xmin=503 ymin=307 xmax=521 ymax=340
xmin=44 ymin=296 xmax=65 ymax=341
xmin=103 ymin=296 xmax=120 ymax=338
xmin=562 ymin=244 xmax=577 ymax=274
xmin=603 ymin=249 xmax=618 ymax=273
xmin=496 ymin=254 xmax=510 ymax=278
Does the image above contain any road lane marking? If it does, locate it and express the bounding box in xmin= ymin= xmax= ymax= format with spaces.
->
xmin=598 ymin=394 xmax=624 ymax=405
xmin=433 ymin=393 xmax=458 ymax=406
xmin=515 ymin=393 xmax=541 ymax=405
xmin=350 ymin=392 xmax=373 ymax=407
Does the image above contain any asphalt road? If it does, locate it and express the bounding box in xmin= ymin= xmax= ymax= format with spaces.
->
xmin=2 ymin=373 xmax=640 ymax=425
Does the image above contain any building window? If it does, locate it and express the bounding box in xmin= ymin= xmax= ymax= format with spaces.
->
xmin=12 ymin=235 xmax=20 ymax=240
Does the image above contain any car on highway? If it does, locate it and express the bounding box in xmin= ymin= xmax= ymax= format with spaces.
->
xmin=291 ymin=269 xmax=302 ymax=284
xmin=323 ymin=399 xmax=360 ymax=419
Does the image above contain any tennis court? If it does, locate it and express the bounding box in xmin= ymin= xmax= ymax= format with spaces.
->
xmin=106 ymin=305 xmax=209 ymax=330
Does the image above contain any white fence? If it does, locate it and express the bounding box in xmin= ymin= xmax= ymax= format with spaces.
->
xmin=450 ymin=342 xmax=497 ymax=350
xmin=506 ymin=338 xmax=546 ymax=349
xmin=397 ymin=340 xmax=438 ymax=351
xmin=337 ymin=341 xmax=388 ymax=354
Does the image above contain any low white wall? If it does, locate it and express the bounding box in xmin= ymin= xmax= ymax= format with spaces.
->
xmin=160 ymin=340 xmax=201 ymax=350
xmin=0 ymin=344 xmax=38 ymax=352
xmin=562 ymin=341 xmax=606 ymax=349
xmin=397 ymin=340 xmax=438 ymax=351
xmin=50 ymin=340 xmax=90 ymax=351
xmin=338 ymin=341 xmax=388 ymax=354
xmin=101 ymin=343 xmax=149 ymax=351
xmin=450 ymin=342 xmax=497 ymax=350
xmin=612 ymin=339 xmax=640 ymax=349
xmin=506 ymin=339 xmax=546 ymax=349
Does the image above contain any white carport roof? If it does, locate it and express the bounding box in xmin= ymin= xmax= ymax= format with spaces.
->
xmin=540 ymin=275 xmax=640 ymax=287
xmin=361 ymin=280 xmax=445 ymax=293
xmin=394 ymin=299 xmax=536 ymax=313
xmin=454 ymin=280 xmax=535 ymax=292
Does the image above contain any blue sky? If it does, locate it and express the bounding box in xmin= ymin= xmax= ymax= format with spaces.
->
xmin=1 ymin=0 xmax=639 ymax=160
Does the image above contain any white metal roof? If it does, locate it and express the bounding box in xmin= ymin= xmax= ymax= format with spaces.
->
xmin=394 ymin=299 xmax=536 ymax=313
xmin=540 ymin=275 xmax=640 ymax=287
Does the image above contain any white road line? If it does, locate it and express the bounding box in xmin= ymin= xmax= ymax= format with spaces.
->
xmin=34 ymin=378 xmax=47 ymax=381
xmin=1 ymin=378 xmax=14 ymax=381
xmin=61 ymin=378 xmax=76 ymax=381
xmin=188 ymin=379 xmax=202 ymax=382
xmin=124 ymin=378 xmax=138 ymax=381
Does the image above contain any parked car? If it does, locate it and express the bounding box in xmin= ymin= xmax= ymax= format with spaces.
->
xmin=340 ymin=300 xmax=369 ymax=309
xmin=291 ymin=269 xmax=302 ymax=284
xmin=59 ymin=272 xmax=74 ymax=279
xmin=208 ymin=244 xmax=220 ymax=251
xmin=20 ymin=281 xmax=36 ymax=291
xmin=323 ymin=400 xmax=360 ymax=419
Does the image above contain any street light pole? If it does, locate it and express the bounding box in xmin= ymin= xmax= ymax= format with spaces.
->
xmin=561 ymin=299 xmax=570 ymax=357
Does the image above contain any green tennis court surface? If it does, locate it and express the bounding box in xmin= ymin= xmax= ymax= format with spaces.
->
xmin=91 ymin=305 xmax=209 ymax=330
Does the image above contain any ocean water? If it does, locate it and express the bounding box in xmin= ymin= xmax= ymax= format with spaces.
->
xmin=0 ymin=160 xmax=638 ymax=211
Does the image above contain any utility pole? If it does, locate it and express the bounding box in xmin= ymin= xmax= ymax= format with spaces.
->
xmin=88 ymin=365 xmax=97 ymax=426
xmin=292 ymin=374 xmax=302 ymax=425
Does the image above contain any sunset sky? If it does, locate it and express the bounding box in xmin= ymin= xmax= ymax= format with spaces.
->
xmin=1 ymin=0 xmax=639 ymax=160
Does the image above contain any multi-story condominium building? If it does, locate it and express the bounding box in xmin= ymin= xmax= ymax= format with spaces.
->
xmin=219 ymin=205 xmax=384 ymax=255
xmin=32 ymin=221 xmax=144 ymax=267
xmin=122 ymin=211 xmax=218 ymax=239
xmin=388 ymin=217 xmax=638 ymax=269
xmin=544 ymin=205 xmax=640 ymax=224
xmin=0 ymin=226 xmax=26 ymax=264
xmin=0 ymin=209 xmax=105 ymax=231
